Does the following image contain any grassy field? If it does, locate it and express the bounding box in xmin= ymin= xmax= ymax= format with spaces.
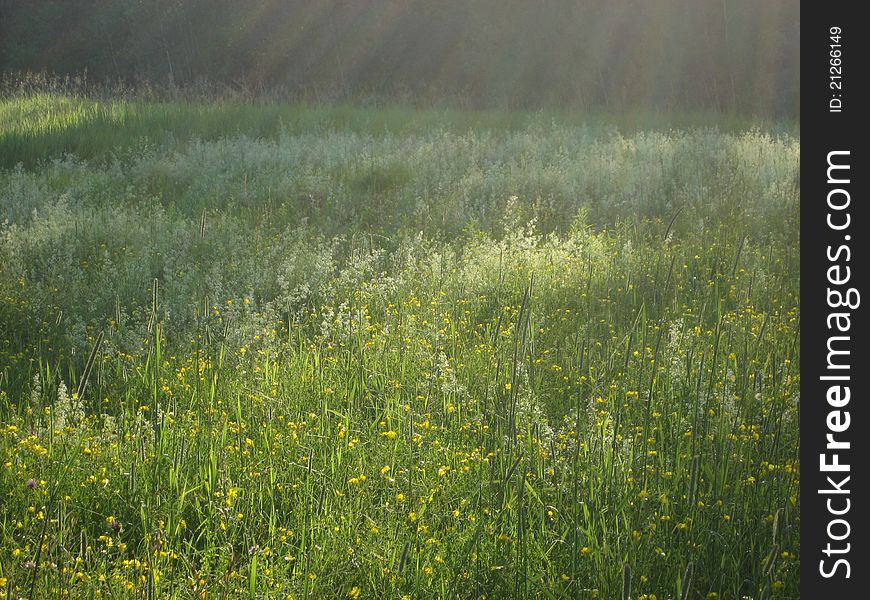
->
xmin=0 ymin=95 xmax=800 ymax=599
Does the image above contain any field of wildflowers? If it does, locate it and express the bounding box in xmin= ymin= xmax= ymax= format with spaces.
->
xmin=0 ymin=96 xmax=799 ymax=598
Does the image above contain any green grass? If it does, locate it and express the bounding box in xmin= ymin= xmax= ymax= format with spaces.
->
xmin=0 ymin=94 xmax=797 ymax=170
xmin=0 ymin=95 xmax=799 ymax=599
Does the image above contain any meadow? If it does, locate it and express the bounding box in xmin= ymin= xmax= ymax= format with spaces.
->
xmin=0 ymin=95 xmax=800 ymax=599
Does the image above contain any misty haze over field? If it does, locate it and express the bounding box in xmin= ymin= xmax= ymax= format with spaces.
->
xmin=0 ymin=0 xmax=799 ymax=114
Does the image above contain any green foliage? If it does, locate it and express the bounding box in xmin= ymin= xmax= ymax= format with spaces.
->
xmin=0 ymin=98 xmax=799 ymax=598
xmin=0 ymin=93 xmax=797 ymax=171
xmin=0 ymin=1 xmax=799 ymax=116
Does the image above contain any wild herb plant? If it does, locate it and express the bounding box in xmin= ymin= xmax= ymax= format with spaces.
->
xmin=0 ymin=96 xmax=799 ymax=599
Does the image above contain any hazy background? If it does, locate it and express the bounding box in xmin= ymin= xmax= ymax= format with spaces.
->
xmin=0 ymin=0 xmax=799 ymax=116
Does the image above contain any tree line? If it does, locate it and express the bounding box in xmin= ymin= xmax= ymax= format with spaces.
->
xmin=0 ymin=0 xmax=799 ymax=115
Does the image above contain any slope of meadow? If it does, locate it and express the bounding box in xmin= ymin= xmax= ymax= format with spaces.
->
xmin=0 ymin=96 xmax=799 ymax=599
